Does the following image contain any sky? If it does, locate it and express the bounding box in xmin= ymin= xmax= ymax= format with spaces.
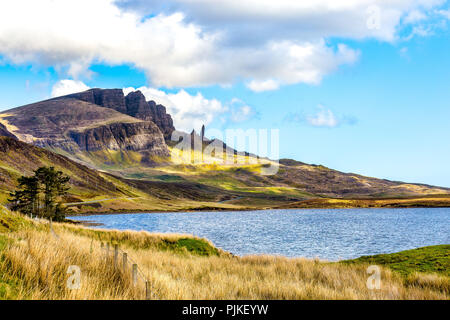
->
xmin=0 ymin=0 xmax=449 ymax=187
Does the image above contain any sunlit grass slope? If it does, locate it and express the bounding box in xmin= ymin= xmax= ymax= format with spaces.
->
xmin=344 ymin=245 xmax=450 ymax=277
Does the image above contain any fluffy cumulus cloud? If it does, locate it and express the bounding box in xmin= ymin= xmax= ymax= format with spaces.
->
xmin=0 ymin=0 xmax=446 ymax=92
xmin=51 ymin=80 xmax=90 ymax=97
xmin=119 ymin=0 xmax=446 ymax=42
xmin=123 ymin=86 xmax=227 ymax=132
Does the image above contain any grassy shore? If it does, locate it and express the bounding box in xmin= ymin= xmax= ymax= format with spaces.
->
xmin=344 ymin=245 xmax=449 ymax=277
xmin=0 ymin=207 xmax=448 ymax=300
xmin=276 ymin=196 xmax=450 ymax=210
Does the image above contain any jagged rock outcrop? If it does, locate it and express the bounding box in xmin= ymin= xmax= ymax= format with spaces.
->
xmin=0 ymin=123 xmax=17 ymax=139
xmin=123 ymin=90 xmax=174 ymax=138
xmin=0 ymin=96 xmax=170 ymax=168
xmin=65 ymin=88 xmax=127 ymax=114
xmin=124 ymin=90 xmax=149 ymax=120
xmin=65 ymin=89 xmax=175 ymax=139
xmin=69 ymin=122 xmax=169 ymax=156
xmin=146 ymin=100 xmax=175 ymax=138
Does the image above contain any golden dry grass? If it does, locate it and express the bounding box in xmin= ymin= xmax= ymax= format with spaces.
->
xmin=0 ymin=218 xmax=448 ymax=300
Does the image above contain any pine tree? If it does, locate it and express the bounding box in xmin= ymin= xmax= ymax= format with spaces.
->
xmin=35 ymin=167 xmax=70 ymax=219
xmin=9 ymin=166 xmax=70 ymax=221
xmin=9 ymin=175 xmax=39 ymax=217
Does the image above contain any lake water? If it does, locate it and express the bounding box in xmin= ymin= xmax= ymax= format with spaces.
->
xmin=70 ymin=208 xmax=450 ymax=261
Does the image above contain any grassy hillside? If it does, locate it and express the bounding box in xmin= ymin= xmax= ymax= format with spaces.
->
xmin=0 ymin=137 xmax=128 ymax=203
xmin=276 ymin=196 xmax=450 ymax=209
xmin=105 ymin=145 xmax=450 ymax=201
xmin=2 ymin=135 xmax=450 ymax=214
xmin=2 ymin=90 xmax=450 ymax=205
xmin=0 ymin=207 xmax=448 ymax=300
xmin=0 ymin=137 xmax=293 ymax=214
xmin=343 ymin=245 xmax=450 ymax=277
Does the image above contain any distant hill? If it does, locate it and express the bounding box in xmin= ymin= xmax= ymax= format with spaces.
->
xmin=0 ymin=136 xmax=296 ymax=213
xmin=1 ymin=89 xmax=449 ymax=204
xmin=0 ymin=136 xmax=123 ymax=203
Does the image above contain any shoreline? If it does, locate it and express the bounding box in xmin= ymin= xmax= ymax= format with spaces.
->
xmin=66 ymin=216 xmax=450 ymax=265
xmin=66 ymin=203 xmax=450 ymax=217
xmin=1 ymin=207 xmax=448 ymax=299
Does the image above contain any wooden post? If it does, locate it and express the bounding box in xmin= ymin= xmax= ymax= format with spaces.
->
xmin=106 ymin=243 xmax=110 ymax=260
xmin=114 ymin=244 xmax=118 ymax=268
xmin=145 ymin=281 xmax=151 ymax=300
xmin=132 ymin=264 xmax=138 ymax=287
xmin=123 ymin=252 xmax=128 ymax=269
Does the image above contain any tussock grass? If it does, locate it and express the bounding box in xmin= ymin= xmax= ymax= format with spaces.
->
xmin=54 ymin=223 xmax=223 ymax=256
xmin=1 ymin=228 xmax=146 ymax=299
xmin=0 ymin=217 xmax=448 ymax=300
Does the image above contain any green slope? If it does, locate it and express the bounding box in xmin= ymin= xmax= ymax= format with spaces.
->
xmin=343 ymin=245 xmax=450 ymax=277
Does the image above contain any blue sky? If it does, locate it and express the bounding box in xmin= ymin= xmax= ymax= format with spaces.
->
xmin=0 ymin=0 xmax=449 ymax=187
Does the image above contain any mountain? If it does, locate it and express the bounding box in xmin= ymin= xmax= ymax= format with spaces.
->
xmin=0 ymin=90 xmax=170 ymax=168
xmin=1 ymin=88 xmax=449 ymax=208
xmin=65 ymin=88 xmax=175 ymax=138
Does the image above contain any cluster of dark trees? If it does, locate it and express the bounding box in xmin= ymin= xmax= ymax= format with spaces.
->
xmin=9 ymin=166 xmax=70 ymax=221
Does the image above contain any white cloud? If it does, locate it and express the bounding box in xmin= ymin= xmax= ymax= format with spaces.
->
xmin=0 ymin=0 xmax=446 ymax=91
xmin=123 ymin=86 xmax=227 ymax=132
xmin=51 ymin=79 xmax=90 ymax=97
xmin=403 ymin=10 xmax=428 ymax=24
xmin=437 ymin=9 xmax=450 ymax=19
xmin=228 ymin=99 xmax=256 ymax=122
xmin=286 ymin=105 xmax=358 ymax=128
xmin=119 ymin=0 xmax=446 ymax=42
xmin=246 ymin=79 xmax=279 ymax=92
xmin=232 ymin=105 xmax=252 ymax=121
xmin=307 ymin=105 xmax=339 ymax=128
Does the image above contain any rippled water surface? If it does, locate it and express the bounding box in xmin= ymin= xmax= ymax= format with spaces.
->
xmin=71 ymin=208 xmax=450 ymax=260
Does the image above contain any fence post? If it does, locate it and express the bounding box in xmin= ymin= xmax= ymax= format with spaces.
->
xmin=114 ymin=244 xmax=118 ymax=268
xmin=123 ymin=252 xmax=128 ymax=269
xmin=132 ymin=264 xmax=138 ymax=287
xmin=145 ymin=281 xmax=151 ymax=300
xmin=106 ymin=243 xmax=110 ymax=261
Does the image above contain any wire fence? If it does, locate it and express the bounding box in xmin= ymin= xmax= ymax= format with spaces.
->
xmin=47 ymin=219 xmax=162 ymax=300
xmin=100 ymin=242 xmax=162 ymax=300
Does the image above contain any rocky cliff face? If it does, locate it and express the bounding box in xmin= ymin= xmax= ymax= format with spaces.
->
xmin=0 ymin=95 xmax=171 ymax=168
xmin=125 ymin=91 xmax=175 ymax=138
xmin=69 ymin=122 xmax=169 ymax=156
xmin=147 ymin=100 xmax=175 ymax=138
xmin=0 ymin=123 xmax=17 ymax=139
xmin=65 ymin=88 xmax=127 ymax=114
xmin=65 ymin=89 xmax=175 ymax=139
